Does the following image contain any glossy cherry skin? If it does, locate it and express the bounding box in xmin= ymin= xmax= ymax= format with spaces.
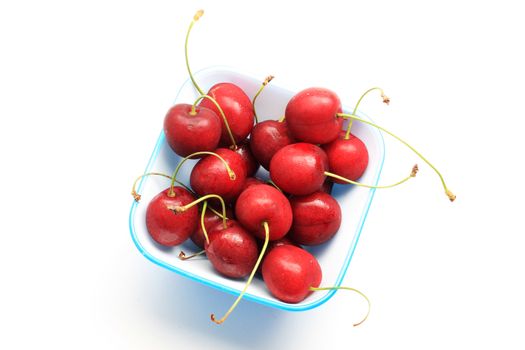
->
xmin=262 ymin=245 xmax=322 ymax=303
xmin=191 ymin=207 xmax=234 ymax=249
xmin=270 ymin=143 xmax=329 ymax=196
xmin=289 ymin=191 xmax=342 ymax=245
xmin=205 ymin=220 xmax=259 ymax=278
xmin=250 ymin=120 xmax=295 ymax=170
xmin=234 ymin=140 xmax=259 ymax=177
xmin=322 ymin=132 xmax=369 ymax=183
xmin=145 ymin=187 xmax=198 ymax=246
xmin=285 ymin=87 xmax=343 ymax=144
xmin=163 ymin=104 xmax=221 ymax=157
xmin=190 ymin=148 xmax=247 ymax=203
xmin=199 ymin=83 xmax=254 ymax=147
xmin=235 ymin=184 xmax=292 ymax=241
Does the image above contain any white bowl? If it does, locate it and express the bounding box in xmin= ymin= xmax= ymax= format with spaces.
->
xmin=128 ymin=66 xmax=385 ymax=311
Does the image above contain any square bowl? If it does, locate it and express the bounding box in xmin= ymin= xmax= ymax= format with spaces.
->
xmin=128 ymin=66 xmax=385 ymax=311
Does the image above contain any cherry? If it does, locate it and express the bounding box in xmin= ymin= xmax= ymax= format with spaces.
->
xmin=322 ymin=131 xmax=369 ymax=183
xmin=262 ymin=244 xmax=371 ymax=326
xmin=199 ymin=83 xmax=254 ymax=147
xmin=285 ymin=87 xmax=343 ymax=144
xmin=191 ymin=205 xmax=234 ymax=249
xmin=185 ymin=10 xmax=254 ymax=148
xmin=262 ymin=245 xmax=322 ymax=303
xmin=270 ymin=143 xmax=328 ymax=195
xmin=288 ymin=191 xmax=342 ymax=245
xmin=131 ymin=172 xmax=198 ymax=247
xmin=204 ymin=220 xmax=259 ymax=278
xmin=190 ymin=148 xmax=247 ymax=203
xmin=234 ymin=140 xmax=259 ymax=177
xmin=235 ymin=184 xmax=292 ymax=241
xmin=163 ymin=103 xmax=221 ymax=157
xmin=145 ymin=187 xmax=198 ymax=246
xmin=250 ymin=120 xmax=295 ymax=170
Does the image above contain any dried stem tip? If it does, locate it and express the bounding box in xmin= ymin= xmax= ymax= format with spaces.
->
xmin=381 ymin=93 xmax=390 ymax=105
xmin=411 ymin=164 xmax=419 ymax=177
xmin=132 ymin=191 xmax=141 ymax=202
xmin=446 ymin=189 xmax=456 ymax=202
xmin=194 ymin=9 xmax=204 ymax=21
xmin=263 ymin=75 xmax=274 ymax=85
xmin=178 ymin=251 xmax=187 ymax=260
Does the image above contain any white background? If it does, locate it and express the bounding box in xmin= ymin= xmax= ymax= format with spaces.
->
xmin=1 ymin=1 xmax=524 ymax=349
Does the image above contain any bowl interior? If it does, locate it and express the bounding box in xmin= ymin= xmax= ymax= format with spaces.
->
xmin=129 ymin=67 xmax=385 ymax=311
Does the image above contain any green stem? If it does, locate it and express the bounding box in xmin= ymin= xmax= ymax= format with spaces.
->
xmin=324 ymin=165 xmax=418 ymax=189
xmin=200 ymin=200 xmax=210 ymax=244
xmin=209 ymin=206 xmax=230 ymax=220
xmin=192 ymin=95 xmax=237 ymax=149
xmin=211 ymin=221 xmax=270 ymax=324
xmin=266 ymin=179 xmax=282 ymax=192
xmin=131 ymin=172 xmax=192 ymax=202
xmin=338 ymin=113 xmax=455 ymax=201
xmin=185 ymin=10 xmax=205 ymax=96
xmin=169 ymin=151 xmax=236 ymax=197
xmin=252 ymin=75 xmax=274 ymax=123
xmin=178 ymin=249 xmax=206 ymax=260
xmin=278 ymin=115 xmax=286 ymax=123
xmin=345 ymin=87 xmax=389 ymax=139
xmin=309 ymin=286 xmax=371 ymax=327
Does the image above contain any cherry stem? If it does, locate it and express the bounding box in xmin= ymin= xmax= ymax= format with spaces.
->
xmin=200 ymin=200 xmax=210 ymax=244
xmin=169 ymin=194 xmax=227 ymax=229
xmin=192 ymin=94 xmax=237 ymax=149
xmin=324 ymin=164 xmax=418 ymax=189
xmin=266 ymin=179 xmax=282 ymax=192
xmin=209 ymin=206 xmax=230 ymax=220
xmin=131 ymin=172 xmax=192 ymax=202
xmin=309 ymin=286 xmax=371 ymax=327
xmin=338 ymin=113 xmax=456 ymax=201
xmin=185 ymin=10 xmax=205 ymax=96
xmin=345 ymin=87 xmax=389 ymax=139
xmin=278 ymin=115 xmax=286 ymax=123
xmin=211 ymin=221 xmax=270 ymax=324
xmin=252 ymin=75 xmax=274 ymax=123
xmin=178 ymin=249 xmax=206 ymax=260
xmin=169 ymin=151 xmax=236 ymax=197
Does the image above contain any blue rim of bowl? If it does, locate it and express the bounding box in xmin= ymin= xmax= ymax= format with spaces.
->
xmin=128 ymin=66 xmax=386 ymax=311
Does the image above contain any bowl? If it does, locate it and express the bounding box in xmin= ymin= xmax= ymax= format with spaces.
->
xmin=128 ymin=66 xmax=385 ymax=311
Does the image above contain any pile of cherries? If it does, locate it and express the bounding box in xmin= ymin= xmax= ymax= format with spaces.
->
xmin=132 ymin=10 xmax=455 ymax=326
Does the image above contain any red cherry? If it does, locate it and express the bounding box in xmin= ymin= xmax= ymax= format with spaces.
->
xmin=285 ymin=87 xmax=343 ymax=144
xmin=235 ymin=184 xmax=292 ymax=241
xmin=163 ymin=104 xmax=221 ymax=157
xmin=190 ymin=148 xmax=247 ymax=203
xmin=262 ymin=245 xmax=322 ymax=303
xmin=250 ymin=120 xmax=295 ymax=170
xmin=289 ymin=191 xmax=342 ymax=245
xmin=145 ymin=187 xmax=198 ymax=246
xmin=322 ymin=132 xmax=369 ymax=183
xmin=205 ymin=220 xmax=259 ymax=278
xmin=270 ymin=143 xmax=328 ymax=196
xmin=234 ymin=140 xmax=259 ymax=177
xmin=199 ymin=83 xmax=254 ymax=146
xmin=191 ymin=207 xmax=234 ymax=249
